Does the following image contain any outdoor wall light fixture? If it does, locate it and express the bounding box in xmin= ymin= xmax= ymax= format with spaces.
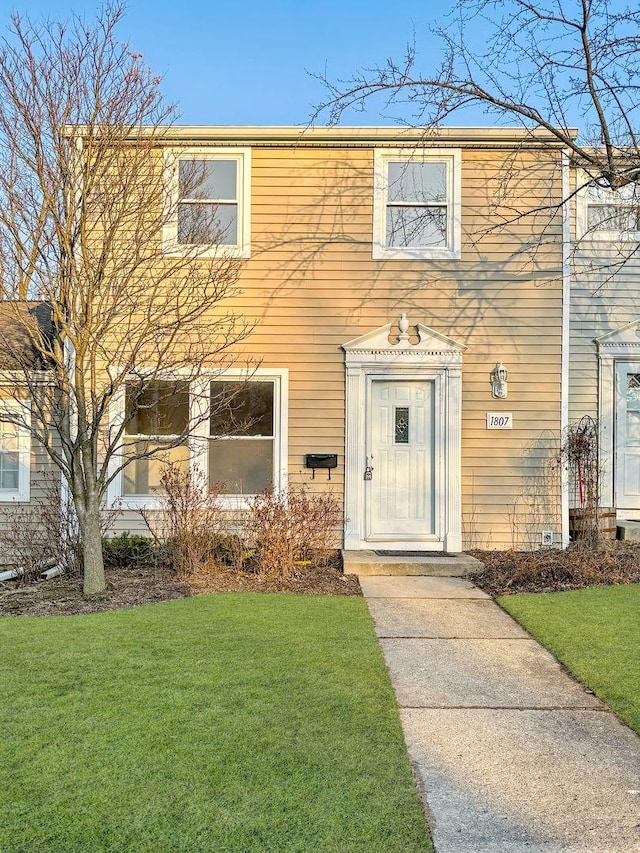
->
xmin=490 ymin=362 xmax=509 ymax=398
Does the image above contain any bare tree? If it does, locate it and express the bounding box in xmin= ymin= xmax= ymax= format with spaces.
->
xmin=0 ymin=4 xmax=247 ymax=594
xmin=316 ymin=0 xmax=639 ymax=199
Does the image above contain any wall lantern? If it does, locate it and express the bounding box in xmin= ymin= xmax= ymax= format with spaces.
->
xmin=490 ymin=362 xmax=508 ymax=399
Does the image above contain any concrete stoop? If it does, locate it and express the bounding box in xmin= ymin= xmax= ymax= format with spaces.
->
xmin=342 ymin=549 xmax=483 ymax=577
xmin=617 ymin=519 xmax=640 ymax=541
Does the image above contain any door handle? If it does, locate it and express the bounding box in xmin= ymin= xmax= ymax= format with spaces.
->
xmin=364 ymin=455 xmax=373 ymax=481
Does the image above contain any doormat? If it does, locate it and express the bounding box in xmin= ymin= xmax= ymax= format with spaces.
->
xmin=374 ymin=550 xmax=459 ymax=558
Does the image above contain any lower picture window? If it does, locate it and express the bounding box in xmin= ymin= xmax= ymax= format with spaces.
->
xmin=122 ymin=381 xmax=190 ymax=496
xmin=209 ymin=380 xmax=275 ymax=494
xmin=117 ymin=374 xmax=282 ymax=503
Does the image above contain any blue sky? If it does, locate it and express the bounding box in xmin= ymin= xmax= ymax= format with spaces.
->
xmin=12 ymin=0 xmax=477 ymax=126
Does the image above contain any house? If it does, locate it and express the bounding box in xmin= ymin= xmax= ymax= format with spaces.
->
xmin=569 ymin=174 xmax=640 ymax=528
xmin=104 ymin=126 xmax=568 ymax=552
xmin=9 ymin=125 xmax=637 ymax=556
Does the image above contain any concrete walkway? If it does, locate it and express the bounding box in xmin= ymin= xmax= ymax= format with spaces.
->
xmin=360 ymin=576 xmax=640 ymax=853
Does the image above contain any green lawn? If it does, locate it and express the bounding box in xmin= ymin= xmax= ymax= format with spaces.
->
xmin=0 ymin=593 xmax=431 ymax=853
xmin=498 ymin=583 xmax=640 ymax=733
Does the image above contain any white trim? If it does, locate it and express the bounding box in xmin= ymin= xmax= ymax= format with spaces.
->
xmin=0 ymin=399 xmax=31 ymax=503
xmin=595 ymin=321 xmax=640 ymax=508
xmin=162 ymin=146 xmax=251 ymax=259
xmin=343 ymin=321 xmax=464 ymax=551
xmin=108 ymin=368 xmax=288 ymax=510
xmin=561 ymin=151 xmax=571 ymax=547
xmin=372 ymin=148 xmax=462 ymax=261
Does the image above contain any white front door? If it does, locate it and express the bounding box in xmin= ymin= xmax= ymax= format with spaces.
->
xmin=365 ymin=379 xmax=436 ymax=543
xmin=615 ymin=361 xmax=640 ymax=509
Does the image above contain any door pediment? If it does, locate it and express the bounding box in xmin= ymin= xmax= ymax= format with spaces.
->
xmin=596 ymin=320 xmax=640 ymax=354
xmin=342 ymin=318 xmax=466 ymax=367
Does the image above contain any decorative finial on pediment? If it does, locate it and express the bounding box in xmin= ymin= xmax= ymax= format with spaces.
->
xmin=398 ymin=312 xmax=410 ymax=344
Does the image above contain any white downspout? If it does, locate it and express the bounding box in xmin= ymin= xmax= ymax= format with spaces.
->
xmin=561 ymin=151 xmax=571 ymax=548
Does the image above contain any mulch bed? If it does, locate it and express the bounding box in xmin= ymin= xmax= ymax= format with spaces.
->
xmin=469 ymin=541 xmax=640 ymax=596
xmin=0 ymin=559 xmax=361 ymax=617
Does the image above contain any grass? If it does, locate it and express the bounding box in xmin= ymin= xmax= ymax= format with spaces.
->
xmin=0 ymin=593 xmax=431 ymax=853
xmin=498 ymin=583 xmax=640 ymax=733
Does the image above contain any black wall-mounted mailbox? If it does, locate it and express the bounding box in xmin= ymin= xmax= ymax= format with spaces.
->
xmin=305 ymin=453 xmax=338 ymax=479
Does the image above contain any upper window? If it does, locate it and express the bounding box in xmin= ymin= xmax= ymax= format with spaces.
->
xmin=580 ymin=180 xmax=640 ymax=241
xmin=0 ymin=400 xmax=30 ymax=503
xmin=373 ymin=149 xmax=461 ymax=260
xmin=163 ymin=148 xmax=251 ymax=258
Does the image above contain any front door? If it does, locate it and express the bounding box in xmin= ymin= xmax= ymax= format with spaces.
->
xmin=365 ymin=379 xmax=436 ymax=543
xmin=615 ymin=361 xmax=640 ymax=510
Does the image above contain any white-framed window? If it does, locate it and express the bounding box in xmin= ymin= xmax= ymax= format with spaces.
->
xmin=577 ymin=179 xmax=640 ymax=241
xmin=0 ymin=400 xmax=30 ymax=503
xmin=372 ymin=149 xmax=461 ymax=260
xmin=162 ymin=147 xmax=251 ymax=258
xmin=108 ymin=369 xmax=287 ymax=510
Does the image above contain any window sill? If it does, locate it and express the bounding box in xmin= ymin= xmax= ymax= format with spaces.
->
xmin=161 ymin=240 xmax=251 ymax=260
xmin=372 ymin=243 xmax=460 ymax=261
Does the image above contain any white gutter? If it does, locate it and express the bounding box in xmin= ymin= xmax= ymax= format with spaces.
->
xmin=561 ymin=150 xmax=571 ymax=547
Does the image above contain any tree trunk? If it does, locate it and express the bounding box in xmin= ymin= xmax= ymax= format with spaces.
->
xmin=80 ymin=502 xmax=106 ymax=595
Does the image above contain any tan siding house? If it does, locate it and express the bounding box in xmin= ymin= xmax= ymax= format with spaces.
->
xmin=104 ymin=127 xmax=566 ymax=551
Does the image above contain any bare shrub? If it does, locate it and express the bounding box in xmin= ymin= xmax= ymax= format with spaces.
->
xmin=471 ymin=541 xmax=640 ymax=597
xmin=140 ymin=464 xmax=226 ymax=578
xmin=0 ymin=476 xmax=86 ymax=582
xmin=558 ymin=416 xmax=604 ymax=547
xmin=245 ymin=486 xmax=342 ymax=578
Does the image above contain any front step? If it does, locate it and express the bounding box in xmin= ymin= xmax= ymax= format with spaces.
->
xmin=617 ymin=520 xmax=640 ymax=541
xmin=342 ymin=549 xmax=483 ymax=577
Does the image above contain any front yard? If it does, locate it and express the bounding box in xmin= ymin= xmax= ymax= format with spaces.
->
xmin=0 ymin=593 xmax=431 ymax=852
xmin=498 ymin=583 xmax=640 ymax=733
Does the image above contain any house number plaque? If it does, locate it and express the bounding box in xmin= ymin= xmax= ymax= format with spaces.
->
xmin=486 ymin=412 xmax=513 ymax=430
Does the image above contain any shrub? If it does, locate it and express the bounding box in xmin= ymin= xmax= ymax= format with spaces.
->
xmin=245 ymin=486 xmax=342 ymax=578
xmin=141 ymin=465 xmax=226 ymax=577
xmin=0 ymin=476 xmax=84 ymax=582
xmin=102 ymin=533 xmax=167 ymax=569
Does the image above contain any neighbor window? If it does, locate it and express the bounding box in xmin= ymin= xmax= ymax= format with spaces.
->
xmin=163 ymin=148 xmax=251 ymax=258
xmin=584 ymin=181 xmax=640 ymax=239
xmin=0 ymin=401 xmax=30 ymax=502
xmin=122 ymin=381 xmax=189 ymax=496
xmin=373 ymin=149 xmax=461 ymax=260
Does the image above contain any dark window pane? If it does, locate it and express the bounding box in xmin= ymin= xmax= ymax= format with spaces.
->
xmin=386 ymin=205 xmax=447 ymax=248
xmin=387 ymin=162 xmax=447 ymax=203
xmin=122 ymin=440 xmax=189 ymax=496
xmin=395 ymin=407 xmax=410 ymax=444
xmin=125 ymin=381 xmax=189 ymax=436
xmin=177 ymin=203 xmax=238 ymax=245
xmin=210 ymin=381 xmax=274 ymax=436
xmin=208 ymin=438 xmax=273 ymax=494
xmin=179 ymin=159 xmax=237 ymax=201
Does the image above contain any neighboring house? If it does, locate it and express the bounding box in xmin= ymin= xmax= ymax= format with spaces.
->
xmin=13 ymin=125 xmax=639 ymax=554
xmin=0 ymin=303 xmax=59 ymax=562
xmin=570 ymin=176 xmax=640 ymax=522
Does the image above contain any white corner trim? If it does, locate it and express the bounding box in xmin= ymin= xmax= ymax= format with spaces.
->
xmin=162 ymin=146 xmax=251 ymax=259
xmin=372 ymin=148 xmax=462 ymax=261
xmin=561 ymin=151 xmax=571 ymax=547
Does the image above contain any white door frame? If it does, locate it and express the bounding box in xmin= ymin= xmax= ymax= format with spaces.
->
xmin=596 ymin=321 xmax=640 ymax=511
xmin=343 ymin=319 xmax=466 ymax=552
